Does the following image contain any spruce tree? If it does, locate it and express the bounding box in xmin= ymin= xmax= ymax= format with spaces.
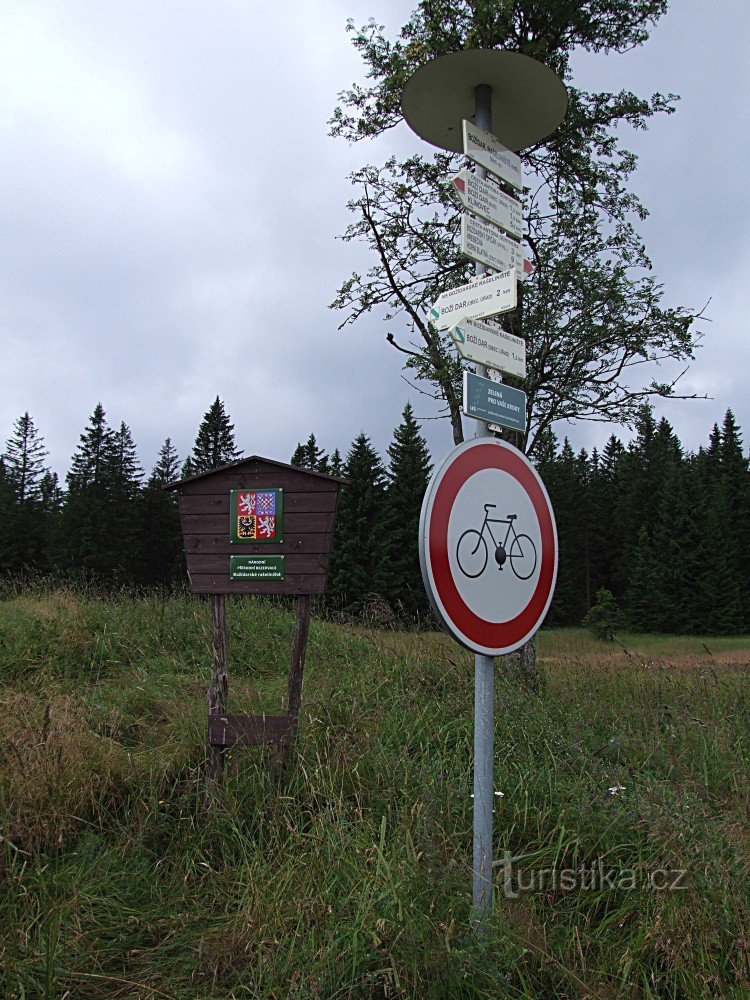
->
xmin=381 ymin=403 xmax=432 ymax=620
xmin=328 ymin=433 xmax=388 ymax=615
xmin=0 ymin=457 xmax=21 ymax=574
xmin=107 ymin=423 xmax=144 ymax=581
xmin=58 ymin=411 xmax=145 ymax=583
xmin=543 ymin=438 xmax=588 ymax=624
xmin=4 ymin=412 xmax=49 ymax=503
xmin=290 ymin=434 xmax=328 ymax=472
xmin=329 ymin=449 xmax=344 ymax=477
xmin=139 ymin=438 xmax=184 ymax=585
xmin=624 ymin=525 xmax=662 ymax=632
xmin=2 ymin=413 xmax=52 ymax=571
xmin=717 ymin=410 xmax=750 ymax=627
xmin=189 ymin=397 xmax=243 ymax=474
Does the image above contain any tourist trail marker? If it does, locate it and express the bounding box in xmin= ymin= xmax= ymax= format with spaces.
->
xmin=463 ymin=120 xmax=522 ymax=191
xmin=463 ymin=370 xmax=527 ymax=433
xmin=450 ymin=317 xmax=526 ymax=378
xmin=449 ymin=169 xmax=523 ymax=240
xmin=429 ymin=268 xmax=517 ymax=330
xmin=461 ymin=214 xmax=533 ymax=281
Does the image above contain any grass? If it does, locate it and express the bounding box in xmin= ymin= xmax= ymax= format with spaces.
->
xmin=0 ymin=586 xmax=748 ymax=997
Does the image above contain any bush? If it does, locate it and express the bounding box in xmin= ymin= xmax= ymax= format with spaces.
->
xmin=582 ymin=587 xmax=621 ymax=641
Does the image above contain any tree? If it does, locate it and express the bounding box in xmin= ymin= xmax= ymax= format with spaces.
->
xmin=328 ymin=434 xmax=388 ymax=615
xmin=0 ymin=457 xmax=21 ymax=575
xmin=58 ymin=405 xmax=143 ymax=581
xmin=329 ymin=449 xmax=344 ymax=477
xmin=290 ymin=433 xmax=329 ymax=473
xmin=2 ymin=413 xmax=52 ymax=572
xmin=330 ymin=2 xmax=701 ymax=452
xmin=381 ymin=403 xmax=433 ymax=619
xmin=4 ymin=412 xmax=49 ymax=504
xmin=139 ymin=439 xmax=184 ymax=586
xmin=188 ymin=397 xmax=243 ymax=475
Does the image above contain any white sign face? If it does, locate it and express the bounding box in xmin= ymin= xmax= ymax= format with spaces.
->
xmin=448 ymin=467 xmax=543 ymax=626
xmin=450 ymin=317 xmax=526 ymax=378
xmin=449 ymin=170 xmax=523 ymax=240
xmin=419 ymin=439 xmax=558 ymax=656
xmin=463 ymin=120 xmax=522 ymax=191
xmin=429 ymin=269 xmax=517 ymax=330
xmin=461 ymin=214 xmax=533 ymax=282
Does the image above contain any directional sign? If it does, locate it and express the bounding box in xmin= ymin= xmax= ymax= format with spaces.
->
xmin=419 ymin=438 xmax=558 ymax=656
xmin=449 ymin=169 xmax=523 ymax=240
xmin=463 ymin=371 xmax=526 ymax=433
xmin=463 ymin=120 xmax=522 ymax=191
xmin=429 ymin=268 xmax=516 ymax=330
xmin=461 ymin=214 xmax=532 ymax=282
xmin=450 ymin=317 xmax=526 ymax=378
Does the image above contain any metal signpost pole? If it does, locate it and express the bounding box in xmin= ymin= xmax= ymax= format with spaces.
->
xmin=471 ymin=83 xmax=495 ymax=924
xmin=403 ymin=46 xmax=566 ymax=936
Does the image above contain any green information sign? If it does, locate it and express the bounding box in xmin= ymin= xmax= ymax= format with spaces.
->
xmin=230 ymin=555 xmax=285 ymax=581
xmin=230 ymin=488 xmax=283 ymax=544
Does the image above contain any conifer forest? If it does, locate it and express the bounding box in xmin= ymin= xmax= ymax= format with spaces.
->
xmin=1 ymin=396 xmax=748 ymax=636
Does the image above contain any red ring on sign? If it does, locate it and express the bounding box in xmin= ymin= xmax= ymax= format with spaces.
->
xmin=428 ymin=442 xmax=555 ymax=650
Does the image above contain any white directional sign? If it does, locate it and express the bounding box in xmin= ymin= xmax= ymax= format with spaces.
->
xmin=429 ymin=268 xmax=517 ymax=330
xmin=449 ymin=169 xmax=523 ymax=240
xmin=450 ymin=317 xmax=526 ymax=378
xmin=461 ymin=214 xmax=533 ymax=281
xmin=463 ymin=120 xmax=522 ymax=191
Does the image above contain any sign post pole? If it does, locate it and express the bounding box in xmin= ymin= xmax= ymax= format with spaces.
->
xmin=402 ymin=46 xmax=566 ymax=935
xmin=472 ymin=83 xmax=495 ymax=925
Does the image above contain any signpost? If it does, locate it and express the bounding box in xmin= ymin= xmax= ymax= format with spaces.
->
xmin=463 ymin=120 xmax=522 ymax=191
xmin=449 ymin=169 xmax=523 ymax=239
xmin=401 ymin=48 xmax=567 ymax=929
xmin=450 ymin=317 xmax=526 ymax=378
xmin=429 ymin=268 xmax=517 ymax=330
xmin=461 ymin=214 xmax=532 ymax=281
xmin=463 ymin=371 xmax=527 ymax=433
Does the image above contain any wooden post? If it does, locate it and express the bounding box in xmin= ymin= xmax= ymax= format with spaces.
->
xmin=206 ymin=593 xmax=228 ymax=797
xmin=286 ymin=594 xmax=311 ymax=742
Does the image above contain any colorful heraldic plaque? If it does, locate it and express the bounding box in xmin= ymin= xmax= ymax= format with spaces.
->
xmin=230 ymin=555 xmax=285 ymax=581
xmin=230 ymin=489 xmax=284 ymax=544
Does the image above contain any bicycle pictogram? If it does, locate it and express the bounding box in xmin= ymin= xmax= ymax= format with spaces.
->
xmin=456 ymin=504 xmax=537 ymax=581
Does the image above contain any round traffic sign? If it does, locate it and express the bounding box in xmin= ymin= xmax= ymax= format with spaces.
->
xmin=419 ymin=438 xmax=557 ymax=655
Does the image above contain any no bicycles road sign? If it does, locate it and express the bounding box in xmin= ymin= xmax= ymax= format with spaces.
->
xmin=419 ymin=438 xmax=558 ymax=656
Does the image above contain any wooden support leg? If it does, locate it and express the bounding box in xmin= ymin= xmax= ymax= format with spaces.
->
xmin=205 ymin=593 xmax=228 ymax=800
xmin=285 ymin=594 xmax=311 ymax=755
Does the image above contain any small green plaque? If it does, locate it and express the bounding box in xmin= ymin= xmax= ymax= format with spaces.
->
xmin=230 ymin=488 xmax=284 ymax=544
xmin=230 ymin=555 xmax=285 ymax=581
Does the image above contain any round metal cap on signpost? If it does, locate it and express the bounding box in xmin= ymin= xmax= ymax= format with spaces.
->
xmin=401 ymin=48 xmax=567 ymax=928
xmin=401 ymin=49 xmax=567 ymax=153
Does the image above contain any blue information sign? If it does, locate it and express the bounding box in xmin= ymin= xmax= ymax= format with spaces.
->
xmin=462 ymin=371 xmax=526 ymax=433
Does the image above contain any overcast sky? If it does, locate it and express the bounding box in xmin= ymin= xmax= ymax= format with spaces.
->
xmin=1 ymin=0 xmax=748 ymax=480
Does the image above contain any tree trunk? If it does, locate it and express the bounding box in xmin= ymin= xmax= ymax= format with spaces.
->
xmin=504 ymin=636 xmax=543 ymax=693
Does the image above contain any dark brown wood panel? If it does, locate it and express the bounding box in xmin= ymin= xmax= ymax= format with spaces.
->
xmin=183 ymin=533 xmax=333 ymax=555
xmin=178 ymin=492 xmax=337 ymax=515
xmin=208 ymin=713 xmax=292 ymax=747
xmin=180 ymin=471 xmax=339 ymax=494
xmin=179 ymin=512 xmax=335 ymax=535
xmin=186 ymin=553 xmax=329 ymax=574
xmin=188 ymin=573 xmax=327 ymax=595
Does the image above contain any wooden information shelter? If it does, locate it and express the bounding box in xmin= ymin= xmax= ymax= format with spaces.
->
xmin=167 ymin=456 xmax=344 ymax=791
